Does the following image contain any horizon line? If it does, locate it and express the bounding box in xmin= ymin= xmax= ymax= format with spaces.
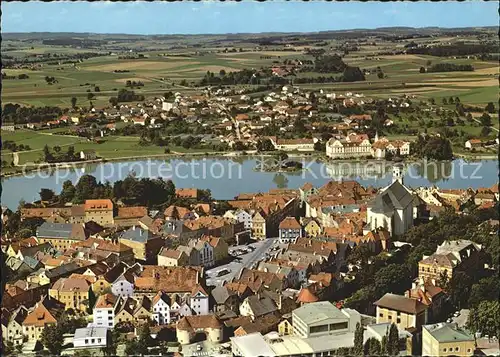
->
xmin=3 ymin=25 xmax=498 ymax=37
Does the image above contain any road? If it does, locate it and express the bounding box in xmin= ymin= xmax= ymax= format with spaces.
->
xmin=206 ymin=237 xmax=278 ymax=286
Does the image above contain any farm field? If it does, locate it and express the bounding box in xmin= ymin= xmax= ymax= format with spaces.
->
xmin=2 ymin=34 xmax=498 ymax=108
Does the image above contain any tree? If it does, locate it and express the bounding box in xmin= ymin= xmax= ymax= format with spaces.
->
xmin=109 ymin=97 xmax=118 ymax=106
xmin=71 ymin=96 xmax=77 ymax=108
xmin=2 ymin=341 xmax=14 ymax=356
xmin=314 ymin=141 xmax=325 ymax=152
xmin=53 ymin=145 xmax=61 ymax=153
xmin=448 ymin=271 xmax=473 ymax=309
xmin=386 ymin=323 xmax=400 ymax=356
xmin=467 ymin=301 xmax=500 ymax=339
xmin=60 ymin=180 xmax=76 ymax=203
xmin=256 ymin=138 xmax=275 ymax=152
xmin=102 ymin=328 xmax=120 ymax=356
xmin=485 ymin=102 xmax=495 ymax=114
xmin=481 ymin=126 xmax=492 ymax=137
xmin=137 ymin=323 xmax=153 ymax=353
xmin=354 ymin=322 xmax=365 ymax=356
xmin=469 ymin=276 xmax=500 ymax=307
xmin=442 ymin=98 xmax=447 ymax=105
xmin=87 ymin=92 xmax=95 ymax=100
xmin=43 ymin=144 xmax=54 ymax=162
xmin=94 ymin=86 xmax=100 ymax=92
xmin=39 ymin=188 xmax=55 ymax=201
xmin=124 ymin=339 xmax=139 ymax=356
xmin=419 ymin=67 xmax=426 ymax=73
xmin=73 ymin=174 xmax=99 ymax=203
xmin=480 ymin=113 xmax=492 ymax=127
xmin=233 ymin=141 xmax=246 ymax=151
xmin=374 ymin=264 xmax=410 ymax=296
xmin=40 ymin=324 xmax=64 ymax=355
xmin=377 ymin=71 xmax=384 ymax=79
xmin=365 ymin=337 xmax=382 ymax=356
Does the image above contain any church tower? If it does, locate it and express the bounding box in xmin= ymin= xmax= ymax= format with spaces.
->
xmin=392 ymin=164 xmax=403 ymax=185
xmin=374 ymin=131 xmax=379 ymax=142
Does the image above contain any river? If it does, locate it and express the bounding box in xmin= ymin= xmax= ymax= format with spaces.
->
xmin=1 ymin=157 xmax=498 ymax=210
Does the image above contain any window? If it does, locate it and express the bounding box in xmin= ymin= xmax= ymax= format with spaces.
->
xmin=379 ymin=313 xmax=384 ymax=317
xmin=397 ymin=318 xmax=401 ymax=323
xmin=467 ymin=349 xmax=471 ymax=353
xmin=98 ymin=339 xmax=101 ymax=343
xmin=85 ymin=339 xmax=89 ymax=344
xmin=388 ymin=315 xmax=392 ymax=320
xmin=443 ymin=348 xmax=447 ymax=352
xmin=455 ymin=347 xmax=459 ymax=352
xmin=108 ymin=316 xmax=113 ymax=320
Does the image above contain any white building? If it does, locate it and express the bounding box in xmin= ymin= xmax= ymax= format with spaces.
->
xmin=366 ymin=166 xmax=414 ymax=236
xmin=73 ymin=327 xmax=108 ymax=349
xmin=162 ymin=102 xmax=174 ymax=111
xmin=326 ymin=138 xmax=372 ymax=159
xmin=152 ymin=292 xmax=171 ymax=325
xmin=92 ymin=294 xmax=116 ymax=328
xmin=111 ymin=273 xmax=135 ymax=297
xmin=190 ymin=286 xmax=210 ymax=316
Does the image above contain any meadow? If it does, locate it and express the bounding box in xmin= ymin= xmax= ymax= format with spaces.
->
xmin=2 ymin=33 xmax=498 ymax=109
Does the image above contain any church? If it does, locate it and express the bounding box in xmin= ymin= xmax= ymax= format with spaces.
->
xmin=366 ymin=165 xmax=415 ymax=236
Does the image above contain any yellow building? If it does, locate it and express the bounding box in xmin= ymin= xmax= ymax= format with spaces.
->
xmin=36 ymin=222 xmax=88 ymax=252
xmin=158 ymin=248 xmax=189 ymax=267
xmin=423 ymin=323 xmax=475 ymax=357
xmin=22 ymin=298 xmax=64 ymax=343
xmin=303 ymin=219 xmax=322 ymax=238
xmin=48 ymin=277 xmax=91 ymax=312
xmin=252 ymin=211 xmax=267 ymax=239
xmin=84 ymin=199 xmax=114 ymax=226
xmin=374 ymin=293 xmax=428 ymax=330
xmin=278 ymin=317 xmax=293 ymax=336
xmin=418 ymin=240 xmax=482 ymax=282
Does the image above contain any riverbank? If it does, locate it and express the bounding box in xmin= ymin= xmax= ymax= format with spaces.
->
xmin=2 ymin=149 xmax=497 ymax=178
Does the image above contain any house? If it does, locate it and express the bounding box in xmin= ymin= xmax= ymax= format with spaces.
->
xmin=84 ymin=199 xmax=114 ymax=226
xmin=239 ymin=294 xmax=279 ymax=320
xmin=278 ymin=217 xmax=302 ymax=243
xmin=48 ymin=276 xmax=91 ymax=312
xmin=119 ymin=226 xmax=165 ymax=262
xmin=133 ymin=266 xmax=209 ymax=317
xmin=366 ymin=166 xmax=414 ymax=236
xmin=114 ymin=206 xmax=148 ymax=227
xmin=465 ymin=139 xmax=482 ymax=150
xmin=36 ymin=222 xmax=89 ymax=252
xmin=22 ymin=297 xmax=64 ymax=342
xmin=111 ymin=264 xmax=141 ymax=297
xmin=252 ymin=211 xmax=267 ymax=239
xmin=152 ymin=291 xmax=172 ymax=325
xmin=211 ymin=285 xmax=239 ymax=313
xmin=200 ymin=235 xmax=229 ymax=263
xmin=176 ymin=315 xmax=223 ymax=345
xmin=80 ymin=150 xmax=97 ymax=161
xmin=2 ymin=306 xmax=29 ymax=346
xmin=422 ymin=323 xmax=475 ymax=357
xmin=302 ymin=218 xmax=322 ymax=238
xmin=73 ymin=327 xmax=108 ymax=349
xmin=158 ymin=248 xmax=189 ymax=267
xmin=405 ymin=279 xmax=446 ymax=323
xmin=374 ymin=293 xmax=429 ymax=330
xmin=278 ymin=315 xmax=293 ymax=336
xmin=292 ymin=301 xmax=360 ymax=338
xmin=418 ymin=240 xmax=483 ymax=281
xmin=175 ymin=188 xmax=199 ymax=199
xmin=93 ymin=293 xmax=117 ymax=328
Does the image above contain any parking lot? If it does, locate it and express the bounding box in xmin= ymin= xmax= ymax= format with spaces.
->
xmin=206 ymin=237 xmax=278 ymax=286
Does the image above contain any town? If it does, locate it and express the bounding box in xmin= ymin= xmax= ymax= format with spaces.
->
xmin=1 ymin=168 xmax=499 ymax=356
xmin=1 ymin=2 xmax=499 ymax=357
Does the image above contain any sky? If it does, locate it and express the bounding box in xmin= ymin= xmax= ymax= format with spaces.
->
xmin=2 ymin=1 xmax=498 ymax=35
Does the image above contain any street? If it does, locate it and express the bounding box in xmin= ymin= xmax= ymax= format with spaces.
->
xmin=206 ymin=237 xmax=278 ymax=286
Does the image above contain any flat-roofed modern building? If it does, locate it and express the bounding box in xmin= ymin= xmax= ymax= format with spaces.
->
xmin=292 ymin=301 xmax=360 ymax=338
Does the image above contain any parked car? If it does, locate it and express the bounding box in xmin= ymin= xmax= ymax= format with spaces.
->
xmin=217 ymin=269 xmax=231 ymax=277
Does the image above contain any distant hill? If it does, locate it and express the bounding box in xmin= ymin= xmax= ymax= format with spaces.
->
xmin=2 ymin=26 xmax=497 ymax=41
